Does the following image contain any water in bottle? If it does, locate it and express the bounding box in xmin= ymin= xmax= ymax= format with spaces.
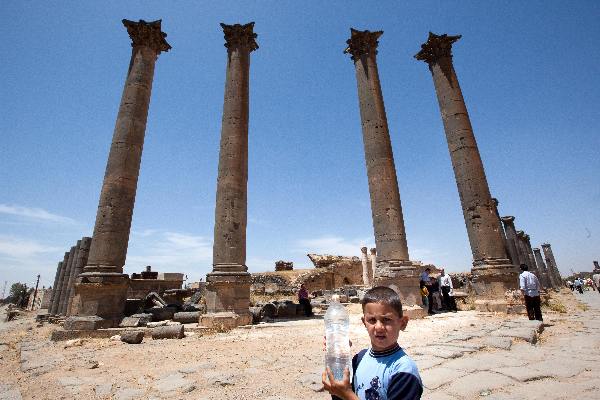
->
xmin=324 ymin=294 xmax=352 ymax=382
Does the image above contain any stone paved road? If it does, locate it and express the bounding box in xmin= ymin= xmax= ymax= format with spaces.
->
xmin=424 ymin=290 xmax=600 ymax=399
xmin=0 ymin=290 xmax=599 ymax=399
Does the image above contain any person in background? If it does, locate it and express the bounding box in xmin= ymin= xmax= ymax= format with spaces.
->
xmin=298 ymin=284 xmax=313 ymax=317
xmin=438 ymin=268 xmax=457 ymax=312
xmin=419 ymin=268 xmax=434 ymax=315
xmin=519 ymin=264 xmax=543 ymax=321
xmin=420 ymin=283 xmax=429 ymax=311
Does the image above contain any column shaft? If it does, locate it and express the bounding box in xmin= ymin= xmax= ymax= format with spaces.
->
xmin=533 ymin=248 xmax=551 ymax=289
xmin=360 ymin=247 xmax=370 ymax=286
xmin=370 ymin=248 xmax=377 ymax=283
xmin=523 ymin=234 xmax=540 ymax=277
xmin=205 ymin=22 xmax=257 ymax=322
xmin=542 ymin=244 xmax=561 ymax=287
xmin=86 ymin=47 xmax=162 ymax=273
xmin=416 ymin=33 xmax=516 ymax=295
xmin=58 ymin=245 xmax=78 ymax=315
xmin=346 ymin=30 xmax=409 ymax=262
xmin=48 ymin=261 xmax=63 ymax=312
xmin=65 ymin=237 xmax=92 ymax=316
xmin=346 ymin=29 xmax=421 ymax=309
xmin=500 ymin=216 xmax=520 ymax=267
xmin=50 ymin=252 xmax=70 ymax=315
xmin=212 ymin=28 xmax=253 ymax=270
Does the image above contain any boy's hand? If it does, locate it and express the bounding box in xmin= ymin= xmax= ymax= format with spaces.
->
xmin=322 ymin=367 xmax=358 ymax=400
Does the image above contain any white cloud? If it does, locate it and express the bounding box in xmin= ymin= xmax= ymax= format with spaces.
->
xmin=294 ymin=235 xmax=374 ymax=257
xmin=0 ymin=235 xmax=62 ymax=258
xmin=0 ymin=235 xmax=65 ymax=288
xmin=0 ymin=204 xmax=75 ymax=224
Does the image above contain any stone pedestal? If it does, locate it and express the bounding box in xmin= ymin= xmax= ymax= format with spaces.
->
xmin=66 ymin=20 xmax=170 ymax=329
xmin=66 ymin=273 xmax=130 ymax=330
xmin=345 ymin=29 xmax=422 ymax=309
xmin=205 ymin=23 xmax=258 ymax=326
xmin=415 ymin=32 xmax=517 ymax=297
xmin=374 ymin=260 xmax=423 ymax=312
xmin=204 ymin=270 xmax=252 ymax=321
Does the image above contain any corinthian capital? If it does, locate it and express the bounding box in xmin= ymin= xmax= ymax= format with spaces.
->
xmin=415 ymin=32 xmax=461 ymax=65
xmin=221 ymin=22 xmax=258 ymax=52
xmin=122 ymin=19 xmax=171 ymax=54
xmin=344 ymin=28 xmax=383 ymax=61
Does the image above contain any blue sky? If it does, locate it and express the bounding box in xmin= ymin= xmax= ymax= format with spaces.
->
xmin=1 ymin=1 xmax=599 ymax=291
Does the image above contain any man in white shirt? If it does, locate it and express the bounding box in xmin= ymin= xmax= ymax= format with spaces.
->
xmin=438 ymin=268 xmax=457 ymax=312
xmin=519 ymin=264 xmax=543 ymax=321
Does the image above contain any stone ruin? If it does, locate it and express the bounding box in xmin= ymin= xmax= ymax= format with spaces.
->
xmin=274 ymin=260 xmax=293 ymax=271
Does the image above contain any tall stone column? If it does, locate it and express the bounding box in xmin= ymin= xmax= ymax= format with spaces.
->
xmin=67 ymin=20 xmax=171 ymax=330
xmin=59 ymin=241 xmax=81 ymax=315
xmin=492 ymin=199 xmax=514 ymax=266
xmin=533 ymin=248 xmax=552 ymax=289
xmin=542 ymin=243 xmax=561 ymax=287
xmin=370 ymin=248 xmax=377 ymax=283
xmin=57 ymin=245 xmax=77 ymax=315
xmin=514 ymin=231 xmax=527 ymax=264
xmin=523 ymin=234 xmax=540 ymax=277
xmin=415 ymin=32 xmax=517 ymax=296
xmin=500 ymin=216 xmax=520 ymax=267
xmin=48 ymin=260 xmax=63 ymax=312
xmin=204 ymin=22 xmax=258 ymax=327
xmin=65 ymin=237 xmax=92 ymax=316
xmin=345 ymin=28 xmax=421 ymax=307
xmin=50 ymin=252 xmax=70 ymax=315
xmin=360 ymin=247 xmax=370 ymax=286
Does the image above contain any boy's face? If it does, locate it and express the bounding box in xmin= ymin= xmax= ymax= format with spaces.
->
xmin=361 ymin=302 xmax=408 ymax=351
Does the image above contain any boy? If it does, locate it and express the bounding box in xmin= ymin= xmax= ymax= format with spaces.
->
xmin=322 ymin=286 xmax=422 ymax=400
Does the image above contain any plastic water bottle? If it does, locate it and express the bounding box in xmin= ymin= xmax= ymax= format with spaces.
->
xmin=324 ymin=295 xmax=352 ymax=382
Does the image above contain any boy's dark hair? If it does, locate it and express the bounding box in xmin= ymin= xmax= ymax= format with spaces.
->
xmin=520 ymin=264 xmax=529 ymax=271
xmin=361 ymin=286 xmax=403 ymax=317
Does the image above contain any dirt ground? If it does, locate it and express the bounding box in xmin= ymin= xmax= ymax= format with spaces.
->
xmin=0 ymin=289 xmax=596 ymax=399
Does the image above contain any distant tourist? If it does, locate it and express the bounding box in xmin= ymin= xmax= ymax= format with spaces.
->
xmin=574 ymin=278 xmax=584 ymax=294
xmin=420 ymin=283 xmax=429 ymax=310
xmin=322 ymin=286 xmax=423 ymax=400
xmin=438 ymin=269 xmax=457 ymax=312
xmin=519 ymin=264 xmax=543 ymax=321
xmin=419 ymin=267 xmax=434 ymax=315
xmin=567 ymin=280 xmax=574 ymax=291
xmin=298 ymin=284 xmax=313 ymax=317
